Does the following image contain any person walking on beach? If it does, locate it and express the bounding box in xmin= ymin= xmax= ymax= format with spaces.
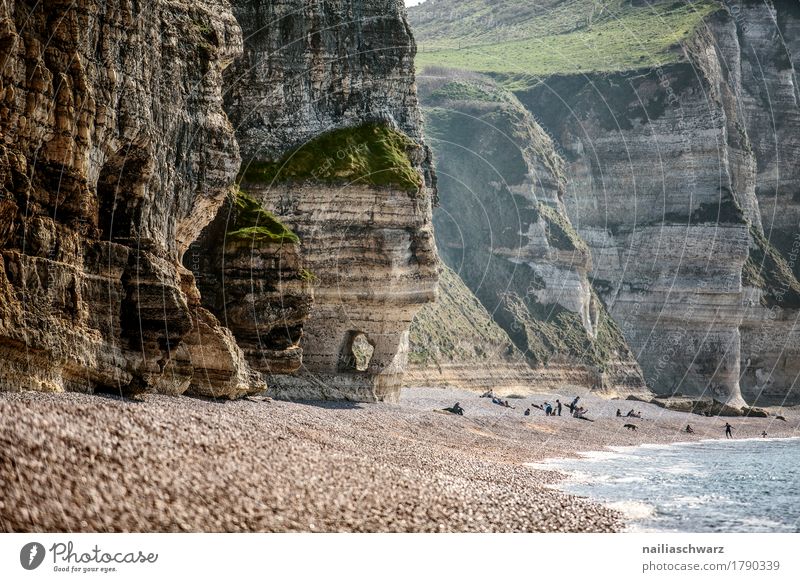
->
xmin=556 ymin=399 xmax=562 ymax=416
xmin=570 ymin=396 xmax=579 ymax=414
xmin=725 ymin=422 xmax=733 ymax=439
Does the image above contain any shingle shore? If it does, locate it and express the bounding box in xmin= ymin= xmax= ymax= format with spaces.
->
xmin=1 ymin=388 xmax=797 ymax=532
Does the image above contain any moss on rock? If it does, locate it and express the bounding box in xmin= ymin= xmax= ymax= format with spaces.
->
xmin=226 ymin=188 xmax=299 ymax=245
xmin=239 ymin=123 xmax=423 ymax=192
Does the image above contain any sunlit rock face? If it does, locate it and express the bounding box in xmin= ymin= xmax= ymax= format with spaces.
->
xmin=514 ymin=5 xmax=800 ymax=406
xmin=408 ymin=0 xmax=800 ymax=406
xmin=0 ymin=0 xmax=265 ymax=397
xmin=223 ymin=0 xmax=438 ymax=402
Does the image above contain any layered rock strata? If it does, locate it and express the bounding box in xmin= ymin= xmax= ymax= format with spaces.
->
xmin=223 ymin=0 xmax=438 ymax=401
xmin=417 ymin=72 xmax=647 ymax=396
xmin=514 ymin=3 xmax=800 ymax=406
xmin=189 ymin=188 xmax=312 ymax=376
xmin=0 ymin=0 xmax=263 ymax=398
xmin=411 ymin=0 xmax=800 ymax=406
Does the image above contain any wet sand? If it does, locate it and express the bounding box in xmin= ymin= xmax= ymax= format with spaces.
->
xmin=1 ymin=387 xmax=797 ymax=532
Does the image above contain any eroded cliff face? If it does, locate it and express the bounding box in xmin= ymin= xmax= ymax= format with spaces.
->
xmin=221 ymin=0 xmax=438 ymax=402
xmin=515 ymin=3 xmax=800 ymax=406
xmin=406 ymin=265 xmax=541 ymax=392
xmin=415 ymin=72 xmax=647 ymax=395
xmin=411 ymin=0 xmax=800 ymax=407
xmin=0 ymin=0 xmax=264 ymax=397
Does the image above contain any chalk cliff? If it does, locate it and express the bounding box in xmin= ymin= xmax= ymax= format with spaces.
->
xmin=0 ymin=0 xmax=265 ymax=398
xmin=221 ymin=0 xmax=438 ymax=401
xmin=0 ymin=0 xmax=437 ymax=402
xmin=411 ymin=0 xmax=800 ymax=406
xmin=416 ymin=71 xmax=647 ymax=396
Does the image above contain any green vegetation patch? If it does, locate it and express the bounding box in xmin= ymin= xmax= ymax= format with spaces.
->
xmin=226 ymin=188 xmax=299 ymax=245
xmin=428 ymin=80 xmax=501 ymax=104
xmin=537 ymin=202 xmax=589 ymax=253
xmin=502 ymin=290 xmax=630 ymax=372
xmin=240 ymin=123 xmax=422 ymax=192
xmin=742 ymin=226 xmax=800 ymax=308
xmin=412 ymin=0 xmax=722 ymax=87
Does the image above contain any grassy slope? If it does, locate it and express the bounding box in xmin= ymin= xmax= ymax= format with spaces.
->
xmin=409 ymin=266 xmax=522 ymax=367
xmin=411 ymin=0 xmax=722 ymax=86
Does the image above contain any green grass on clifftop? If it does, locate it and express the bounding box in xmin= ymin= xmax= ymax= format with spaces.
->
xmin=240 ymin=123 xmax=423 ymax=192
xmin=226 ymin=188 xmax=300 ymax=245
xmin=411 ymin=0 xmax=722 ymax=86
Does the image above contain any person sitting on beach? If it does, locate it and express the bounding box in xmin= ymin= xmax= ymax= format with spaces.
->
xmin=481 ymin=389 xmax=494 ymax=399
xmin=503 ymin=400 xmax=515 ymax=409
xmin=685 ymin=424 xmax=694 ymax=434
xmin=616 ymin=409 xmax=622 ymax=417
xmin=492 ymin=397 xmax=502 ymax=405
xmin=444 ymin=402 xmax=464 ymax=416
xmin=524 ymin=408 xmax=531 ymax=416
xmin=573 ymin=406 xmax=590 ymax=420
xmin=762 ymin=431 xmax=768 ymax=438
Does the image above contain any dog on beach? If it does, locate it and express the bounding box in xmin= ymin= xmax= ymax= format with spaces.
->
xmin=623 ymin=423 xmax=637 ymax=431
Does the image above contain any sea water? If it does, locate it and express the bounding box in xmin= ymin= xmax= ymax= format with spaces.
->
xmin=539 ymin=438 xmax=800 ymax=532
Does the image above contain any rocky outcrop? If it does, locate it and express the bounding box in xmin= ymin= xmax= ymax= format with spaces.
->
xmin=417 ymin=71 xmax=647 ymax=396
xmin=411 ymin=0 xmax=800 ymax=406
xmin=188 ymin=188 xmax=313 ymax=376
xmin=0 ymin=0 xmax=263 ymax=397
xmin=222 ymin=0 xmax=438 ymax=402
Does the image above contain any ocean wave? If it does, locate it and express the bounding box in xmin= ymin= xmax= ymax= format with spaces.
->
xmin=605 ymin=500 xmax=656 ymax=520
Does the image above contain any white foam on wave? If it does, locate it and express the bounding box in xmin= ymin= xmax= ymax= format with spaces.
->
xmin=577 ymin=450 xmax=631 ymax=461
xmin=605 ymin=500 xmax=657 ymax=520
xmin=610 ymin=475 xmax=647 ymax=484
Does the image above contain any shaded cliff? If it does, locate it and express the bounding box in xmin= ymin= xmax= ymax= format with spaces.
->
xmin=416 ymin=72 xmax=647 ymax=395
xmin=411 ymin=0 xmax=800 ymax=406
xmin=406 ymin=265 xmax=541 ymax=391
xmin=220 ymin=0 xmax=438 ymax=401
xmin=0 ymin=0 xmax=263 ymax=397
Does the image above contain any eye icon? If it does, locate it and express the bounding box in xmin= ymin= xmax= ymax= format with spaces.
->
xmin=20 ymin=542 xmax=46 ymax=570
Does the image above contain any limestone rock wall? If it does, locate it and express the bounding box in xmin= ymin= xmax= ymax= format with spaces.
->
xmin=515 ymin=3 xmax=800 ymax=406
xmin=0 ymin=0 xmax=263 ymax=397
xmin=417 ymin=72 xmax=647 ymax=396
xmin=223 ymin=0 xmax=438 ymax=402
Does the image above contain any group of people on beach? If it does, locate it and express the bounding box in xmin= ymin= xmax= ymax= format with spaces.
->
xmin=451 ymin=391 xmax=589 ymax=420
xmin=446 ymin=393 xmax=774 ymax=440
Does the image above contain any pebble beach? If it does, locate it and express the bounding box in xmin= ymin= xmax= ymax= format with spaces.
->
xmin=1 ymin=387 xmax=797 ymax=533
